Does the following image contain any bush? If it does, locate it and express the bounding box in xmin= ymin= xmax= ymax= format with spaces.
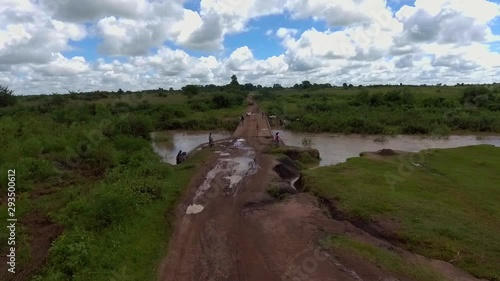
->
xmin=47 ymin=231 xmax=93 ymax=277
xmin=109 ymin=115 xmax=153 ymax=140
xmin=0 ymin=85 xmax=16 ymax=107
xmin=212 ymin=94 xmax=231 ymax=109
xmin=461 ymin=86 xmax=494 ymax=107
xmin=402 ymin=124 xmax=430 ymax=134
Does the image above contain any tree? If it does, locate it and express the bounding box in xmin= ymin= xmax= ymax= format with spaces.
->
xmin=182 ymin=85 xmax=199 ymax=98
xmin=117 ymin=88 xmax=124 ymax=94
xmin=230 ymin=75 xmax=239 ymax=86
xmin=0 ymin=85 xmax=16 ymax=107
xmin=212 ymin=94 xmax=231 ymax=109
xmin=302 ymin=80 xmax=312 ymax=89
xmin=342 ymin=83 xmax=348 ymax=89
xmin=461 ymin=86 xmax=494 ymax=107
xmin=244 ymin=83 xmax=255 ymax=91
xmin=273 ymin=84 xmax=283 ymax=89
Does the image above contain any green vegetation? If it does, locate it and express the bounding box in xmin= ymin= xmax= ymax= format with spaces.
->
xmin=258 ymin=85 xmax=500 ymax=135
xmin=267 ymin=146 xmax=321 ymax=169
xmin=266 ymin=186 xmax=289 ymax=200
xmin=0 ymin=85 xmax=16 ymax=107
xmin=0 ymin=79 xmax=247 ymax=280
xmin=322 ymin=235 xmax=445 ymax=281
xmin=303 ymin=145 xmax=500 ymax=280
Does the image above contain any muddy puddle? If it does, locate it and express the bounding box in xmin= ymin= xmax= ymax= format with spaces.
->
xmin=186 ymin=138 xmax=259 ymax=215
xmin=151 ymin=131 xmax=232 ymax=164
xmin=273 ymin=130 xmax=500 ymax=166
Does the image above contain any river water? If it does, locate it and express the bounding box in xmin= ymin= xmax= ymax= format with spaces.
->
xmin=152 ymin=130 xmax=500 ymax=166
xmin=152 ymin=131 xmax=232 ymax=164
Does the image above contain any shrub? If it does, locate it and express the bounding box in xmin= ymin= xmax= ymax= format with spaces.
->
xmin=0 ymin=85 xmax=16 ymax=107
xmin=461 ymin=86 xmax=494 ymax=107
xmin=110 ymin=115 xmax=153 ymax=140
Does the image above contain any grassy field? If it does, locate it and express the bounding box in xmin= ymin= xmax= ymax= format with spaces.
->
xmin=0 ymin=86 xmax=247 ymax=280
xmin=258 ymin=85 xmax=500 ymax=135
xmin=322 ymin=235 xmax=446 ymax=281
xmin=302 ymin=145 xmax=500 ymax=280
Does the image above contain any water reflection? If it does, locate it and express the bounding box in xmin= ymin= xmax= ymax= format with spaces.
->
xmin=273 ymin=130 xmax=500 ymax=166
xmin=152 ymin=130 xmax=500 ymax=167
xmin=152 ymin=131 xmax=232 ymax=164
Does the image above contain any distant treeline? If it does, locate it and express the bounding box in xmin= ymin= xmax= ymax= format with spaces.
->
xmin=258 ymin=85 xmax=500 ymax=135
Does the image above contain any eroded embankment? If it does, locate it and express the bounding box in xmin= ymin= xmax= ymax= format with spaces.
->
xmin=263 ymin=147 xmax=485 ymax=281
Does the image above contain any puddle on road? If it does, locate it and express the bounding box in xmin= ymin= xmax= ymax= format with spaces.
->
xmin=187 ymin=138 xmax=259 ymax=215
xmin=186 ymin=204 xmax=204 ymax=215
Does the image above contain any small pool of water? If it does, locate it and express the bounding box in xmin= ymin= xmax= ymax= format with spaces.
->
xmin=152 ymin=131 xmax=232 ymax=164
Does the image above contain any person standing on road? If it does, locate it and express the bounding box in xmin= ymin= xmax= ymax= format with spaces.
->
xmin=176 ymin=150 xmax=182 ymax=164
xmin=209 ymin=133 xmax=214 ymax=147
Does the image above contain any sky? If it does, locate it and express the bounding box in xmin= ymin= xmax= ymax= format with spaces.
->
xmin=1 ymin=0 xmax=500 ymax=95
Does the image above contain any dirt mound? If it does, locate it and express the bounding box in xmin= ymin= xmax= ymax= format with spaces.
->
xmin=378 ymin=148 xmax=397 ymax=155
xmin=360 ymin=148 xmax=402 ymax=158
xmin=273 ymin=157 xmax=300 ymax=180
xmin=267 ymin=181 xmax=298 ymax=200
xmin=280 ymin=147 xmax=320 ymax=161
xmin=0 ymin=212 xmax=63 ymax=281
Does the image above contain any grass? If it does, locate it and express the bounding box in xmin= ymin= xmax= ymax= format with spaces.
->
xmin=322 ymin=235 xmax=445 ymax=281
xmin=0 ymin=87 xmax=246 ymax=280
xmin=267 ymin=146 xmax=321 ymax=169
xmin=303 ymin=145 xmax=500 ymax=280
xmin=27 ymin=148 xmax=210 ymax=281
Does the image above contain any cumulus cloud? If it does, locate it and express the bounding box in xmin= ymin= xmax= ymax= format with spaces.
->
xmin=395 ymin=0 xmax=500 ymax=46
xmin=284 ymin=0 xmax=390 ymax=26
xmin=0 ymin=1 xmax=86 ymax=65
xmin=2 ymin=0 xmax=500 ymax=95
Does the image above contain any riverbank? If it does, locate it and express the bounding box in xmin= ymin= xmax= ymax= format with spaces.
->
xmin=300 ymin=145 xmax=500 ymax=280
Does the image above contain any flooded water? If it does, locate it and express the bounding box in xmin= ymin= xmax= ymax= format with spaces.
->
xmin=152 ymin=131 xmax=232 ymax=164
xmin=152 ymin=130 xmax=500 ymax=167
xmin=273 ymin=130 xmax=500 ymax=166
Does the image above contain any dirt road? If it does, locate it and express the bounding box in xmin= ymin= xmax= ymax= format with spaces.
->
xmin=158 ymin=100 xmax=369 ymax=281
xmin=158 ymin=100 xmax=483 ymax=281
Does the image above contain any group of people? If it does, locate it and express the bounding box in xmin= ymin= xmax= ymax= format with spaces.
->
xmin=176 ymin=150 xmax=187 ymax=164
xmin=176 ymin=133 xmax=213 ymax=165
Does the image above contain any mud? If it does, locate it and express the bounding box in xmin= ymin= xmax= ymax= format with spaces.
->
xmin=0 ymin=213 xmax=63 ymax=281
xmin=158 ymin=97 xmax=484 ymax=281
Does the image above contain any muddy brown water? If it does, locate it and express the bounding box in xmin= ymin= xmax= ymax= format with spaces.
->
xmin=153 ymin=130 xmax=500 ymax=166
xmin=152 ymin=131 xmax=232 ymax=165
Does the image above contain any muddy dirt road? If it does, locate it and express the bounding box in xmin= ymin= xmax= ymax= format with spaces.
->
xmin=158 ymin=101 xmax=483 ymax=281
xmin=158 ymin=101 xmax=374 ymax=281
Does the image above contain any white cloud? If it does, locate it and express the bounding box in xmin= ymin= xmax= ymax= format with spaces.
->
xmin=284 ymin=0 xmax=390 ymax=26
xmin=395 ymin=0 xmax=500 ymax=46
xmin=2 ymin=0 xmax=500 ymax=95
xmin=0 ymin=1 xmax=86 ymax=65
